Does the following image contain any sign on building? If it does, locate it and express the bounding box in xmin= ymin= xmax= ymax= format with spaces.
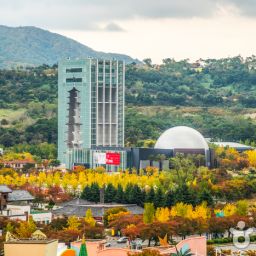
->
xmin=93 ymin=152 xmax=120 ymax=166
xmin=93 ymin=152 xmax=106 ymax=164
xmin=106 ymin=153 xmax=120 ymax=165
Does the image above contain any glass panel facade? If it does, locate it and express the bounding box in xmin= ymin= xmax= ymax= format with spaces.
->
xmin=58 ymin=58 xmax=125 ymax=169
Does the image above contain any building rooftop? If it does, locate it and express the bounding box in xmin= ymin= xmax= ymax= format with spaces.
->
xmin=53 ymin=199 xmax=144 ymax=218
xmin=155 ymin=126 xmax=209 ymax=150
xmin=5 ymin=239 xmax=57 ymax=244
xmin=212 ymin=142 xmax=254 ymax=150
xmin=0 ymin=185 xmax=12 ymax=193
xmin=1 ymin=160 xmax=35 ymax=164
xmin=7 ymin=190 xmax=34 ymax=202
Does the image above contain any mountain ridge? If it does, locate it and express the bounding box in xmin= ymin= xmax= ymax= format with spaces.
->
xmin=0 ymin=25 xmax=139 ymax=68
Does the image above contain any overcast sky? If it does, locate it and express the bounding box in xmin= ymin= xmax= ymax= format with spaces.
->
xmin=1 ymin=0 xmax=256 ymax=63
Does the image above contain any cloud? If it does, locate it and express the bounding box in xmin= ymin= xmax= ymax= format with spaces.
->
xmin=103 ymin=23 xmax=125 ymax=32
xmin=0 ymin=0 xmax=256 ymax=31
xmin=224 ymin=0 xmax=256 ymax=16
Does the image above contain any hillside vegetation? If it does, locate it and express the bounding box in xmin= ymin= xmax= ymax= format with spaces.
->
xmin=0 ymin=25 xmax=137 ymax=68
xmin=1 ymin=56 xmax=256 ymax=156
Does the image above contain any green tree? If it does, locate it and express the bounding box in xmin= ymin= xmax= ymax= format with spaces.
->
xmin=143 ymin=203 xmax=155 ymax=224
xmin=115 ymin=184 xmax=124 ymax=203
xmin=132 ymin=184 xmax=144 ymax=206
xmin=236 ymin=200 xmax=248 ymax=216
xmin=145 ymin=188 xmax=155 ymax=203
xmin=154 ymin=188 xmax=165 ymax=208
xmin=104 ymin=183 xmax=117 ymax=203
xmin=197 ymin=189 xmax=214 ymax=206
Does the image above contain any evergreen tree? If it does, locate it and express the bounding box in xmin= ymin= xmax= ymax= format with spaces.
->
xmin=154 ymin=188 xmax=165 ymax=208
xmin=81 ymin=185 xmax=91 ymax=201
xmin=90 ymin=182 xmax=100 ymax=202
xmin=164 ymin=190 xmax=175 ymax=207
xmin=198 ymin=189 xmax=214 ymax=206
xmin=145 ymin=187 xmax=155 ymax=203
xmin=125 ymin=183 xmax=134 ymax=203
xmin=132 ymin=184 xmax=144 ymax=206
xmin=115 ymin=184 xmax=124 ymax=203
xmin=104 ymin=183 xmax=117 ymax=203
xmin=174 ymin=185 xmax=196 ymax=206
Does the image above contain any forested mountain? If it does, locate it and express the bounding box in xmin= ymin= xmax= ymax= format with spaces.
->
xmin=1 ymin=56 xmax=256 ymax=154
xmin=126 ymin=56 xmax=256 ymax=107
xmin=0 ymin=25 xmax=137 ymax=68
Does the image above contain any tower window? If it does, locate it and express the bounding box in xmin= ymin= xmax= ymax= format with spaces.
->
xmin=66 ymin=68 xmax=82 ymax=73
xmin=66 ymin=78 xmax=82 ymax=83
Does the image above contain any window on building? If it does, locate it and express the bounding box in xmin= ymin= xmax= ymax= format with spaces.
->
xmin=66 ymin=78 xmax=82 ymax=83
xmin=66 ymin=68 xmax=82 ymax=73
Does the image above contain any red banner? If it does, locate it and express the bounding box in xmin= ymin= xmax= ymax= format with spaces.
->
xmin=106 ymin=153 xmax=120 ymax=165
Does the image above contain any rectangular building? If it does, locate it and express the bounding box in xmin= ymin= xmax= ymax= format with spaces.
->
xmin=4 ymin=240 xmax=58 ymax=256
xmin=58 ymin=58 xmax=125 ymax=168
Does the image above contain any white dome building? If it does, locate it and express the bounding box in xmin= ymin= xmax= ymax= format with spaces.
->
xmin=154 ymin=126 xmax=209 ymax=150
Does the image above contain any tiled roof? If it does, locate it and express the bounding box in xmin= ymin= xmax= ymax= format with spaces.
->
xmin=0 ymin=185 xmax=12 ymax=193
xmin=53 ymin=199 xmax=144 ymax=218
xmin=7 ymin=190 xmax=34 ymax=202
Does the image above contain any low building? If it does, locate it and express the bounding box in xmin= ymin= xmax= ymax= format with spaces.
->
xmin=0 ymin=185 xmax=52 ymax=223
xmin=63 ymin=126 xmax=213 ymax=171
xmin=7 ymin=189 xmax=35 ymax=203
xmin=53 ymin=199 xmax=144 ymax=221
xmin=0 ymin=185 xmax=12 ymax=210
xmin=1 ymin=159 xmax=36 ymax=170
xmin=4 ymin=239 xmax=58 ymax=256
xmin=211 ymin=142 xmax=254 ymax=152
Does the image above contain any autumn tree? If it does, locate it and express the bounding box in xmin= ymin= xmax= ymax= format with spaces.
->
xmin=236 ymin=200 xmax=248 ymax=216
xmin=103 ymin=207 xmax=128 ymax=226
xmin=109 ymin=214 xmax=142 ymax=232
xmin=84 ymin=209 xmax=96 ymax=227
xmin=66 ymin=215 xmax=80 ymax=231
xmin=16 ymin=216 xmax=36 ymax=238
xmin=155 ymin=207 xmax=170 ymax=223
xmin=122 ymin=224 xmax=140 ymax=240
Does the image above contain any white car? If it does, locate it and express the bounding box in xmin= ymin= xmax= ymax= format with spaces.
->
xmin=117 ymin=237 xmax=128 ymax=243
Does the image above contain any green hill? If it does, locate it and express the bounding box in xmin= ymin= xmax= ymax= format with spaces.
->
xmin=0 ymin=25 xmax=138 ymax=68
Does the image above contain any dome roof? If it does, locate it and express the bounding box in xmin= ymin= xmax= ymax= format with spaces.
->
xmin=154 ymin=126 xmax=209 ymax=150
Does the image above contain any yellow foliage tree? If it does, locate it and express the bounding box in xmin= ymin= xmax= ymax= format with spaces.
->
xmin=236 ymin=200 xmax=248 ymax=216
xmin=223 ymin=203 xmax=236 ymax=217
xmin=155 ymin=207 xmax=170 ymax=222
xmin=84 ymin=209 xmax=96 ymax=227
xmin=192 ymin=203 xmax=210 ymax=220
xmin=245 ymin=150 xmax=256 ymax=167
xmin=16 ymin=216 xmax=36 ymax=238
xmin=170 ymin=202 xmax=193 ymax=218
xmin=108 ymin=211 xmax=130 ymax=224
xmin=66 ymin=215 xmax=80 ymax=231
xmin=170 ymin=202 xmax=210 ymax=220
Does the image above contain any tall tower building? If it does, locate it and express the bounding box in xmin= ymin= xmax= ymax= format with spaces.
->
xmin=58 ymin=58 xmax=125 ymax=167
